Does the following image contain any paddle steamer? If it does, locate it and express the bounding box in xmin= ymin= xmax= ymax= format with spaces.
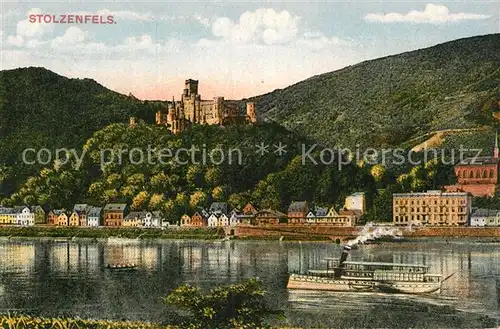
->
xmin=287 ymin=246 xmax=445 ymax=294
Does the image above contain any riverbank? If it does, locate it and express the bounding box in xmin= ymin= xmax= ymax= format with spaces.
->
xmin=0 ymin=226 xmax=225 ymax=240
xmin=0 ymin=315 xmax=162 ymax=329
xmin=0 ymin=225 xmax=499 ymax=242
xmin=0 ymin=315 xmax=294 ymax=329
xmin=231 ymin=225 xmax=500 ymax=242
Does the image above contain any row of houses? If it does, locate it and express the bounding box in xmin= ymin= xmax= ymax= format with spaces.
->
xmin=470 ymin=208 xmax=500 ymax=227
xmin=392 ymin=190 xmax=500 ymax=227
xmin=181 ymin=193 xmax=366 ymax=228
xmin=47 ymin=204 xmax=167 ymax=227
xmin=0 ymin=206 xmax=42 ymax=226
xmin=0 ymin=204 xmax=167 ymax=228
xmin=0 ymin=192 xmax=366 ymax=228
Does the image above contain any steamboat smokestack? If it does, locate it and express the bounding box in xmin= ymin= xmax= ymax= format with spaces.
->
xmin=334 ymin=245 xmax=351 ymax=279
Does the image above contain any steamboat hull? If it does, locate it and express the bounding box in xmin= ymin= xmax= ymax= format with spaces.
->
xmin=287 ymin=274 xmax=441 ymax=294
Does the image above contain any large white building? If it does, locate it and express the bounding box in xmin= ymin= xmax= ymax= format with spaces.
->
xmin=393 ymin=190 xmax=472 ymax=226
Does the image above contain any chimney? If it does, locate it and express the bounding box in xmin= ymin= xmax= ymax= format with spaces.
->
xmin=333 ymin=245 xmax=351 ymax=279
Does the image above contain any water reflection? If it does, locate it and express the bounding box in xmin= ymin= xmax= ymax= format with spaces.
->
xmin=0 ymin=239 xmax=497 ymax=328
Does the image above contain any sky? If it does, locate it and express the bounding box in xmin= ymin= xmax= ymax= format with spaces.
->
xmin=0 ymin=1 xmax=498 ymax=100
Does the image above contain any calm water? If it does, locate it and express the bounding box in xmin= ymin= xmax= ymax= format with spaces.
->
xmin=0 ymin=238 xmax=498 ymax=328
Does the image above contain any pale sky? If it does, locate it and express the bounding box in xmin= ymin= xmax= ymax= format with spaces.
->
xmin=0 ymin=1 xmax=498 ymax=100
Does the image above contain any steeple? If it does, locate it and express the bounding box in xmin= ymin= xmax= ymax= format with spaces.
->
xmin=494 ymin=131 xmax=499 ymax=158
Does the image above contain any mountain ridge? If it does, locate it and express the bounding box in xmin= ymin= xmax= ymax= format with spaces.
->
xmin=1 ymin=33 xmax=500 ymax=194
xmin=247 ymin=33 xmax=500 ymax=148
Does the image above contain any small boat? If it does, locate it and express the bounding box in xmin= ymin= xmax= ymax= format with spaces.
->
xmin=52 ymin=238 xmax=70 ymax=243
xmin=105 ymin=263 xmax=138 ymax=271
xmin=287 ymin=246 xmax=448 ymax=295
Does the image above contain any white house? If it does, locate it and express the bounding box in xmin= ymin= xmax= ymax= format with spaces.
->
xmin=344 ymin=192 xmax=366 ymax=216
xmin=208 ymin=214 xmax=218 ymax=227
xmin=151 ymin=211 xmax=163 ymax=227
xmin=143 ymin=212 xmax=153 ymax=227
xmin=470 ymin=208 xmax=500 ymax=227
xmin=230 ymin=212 xmax=241 ymax=226
xmin=87 ymin=207 xmax=101 ymax=227
xmin=306 ymin=211 xmax=316 ymax=223
xmin=470 ymin=209 xmax=487 ymax=227
xmin=13 ymin=206 xmax=35 ymax=226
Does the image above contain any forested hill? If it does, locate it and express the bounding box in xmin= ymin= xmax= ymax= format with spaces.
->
xmin=0 ymin=67 xmax=159 ymax=163
xmin=248 ymin=33 xmax=500 ymax=148
xmin=0 ymin=67 xmax=163 ymax=193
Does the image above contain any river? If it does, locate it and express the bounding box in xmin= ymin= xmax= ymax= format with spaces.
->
xmin=0 ymin=238 xmax=498 ymax=328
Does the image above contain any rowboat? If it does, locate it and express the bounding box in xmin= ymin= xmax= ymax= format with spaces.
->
xmin=105 ymin=263 xmax=138 ymax=271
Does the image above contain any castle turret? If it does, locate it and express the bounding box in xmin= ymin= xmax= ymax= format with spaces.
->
xmin=494 ymin=131 xmax=499 ymax=158
xmin=185 ymin=79 xmax=199 ymax=97
xmin=246 ymin=102 xmax=257 ymax=123
xmin=155 ymin=108 xmax=166 ymax=125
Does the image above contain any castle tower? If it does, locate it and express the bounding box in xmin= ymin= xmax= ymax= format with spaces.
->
xmin=185 ymin=79 xmax=199 ymax=97
xmin=214 ymin=97 xmax=224 ymax=125
xmin=495 ymin=131 xmax=499 ymax=158
xmin=155 ymin=108 xmax=166 ymax=125
xmin=246 ymin=102 xmax=257 ymax=123
xmin=129 ymin=117 xmax=136 ymax=128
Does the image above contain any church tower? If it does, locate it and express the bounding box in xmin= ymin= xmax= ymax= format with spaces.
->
xmin=495 ymin=131 xmax=499 ymax=158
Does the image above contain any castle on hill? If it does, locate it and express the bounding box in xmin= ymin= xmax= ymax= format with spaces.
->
xmin=155 ymin=79 xmax=257 ymax=134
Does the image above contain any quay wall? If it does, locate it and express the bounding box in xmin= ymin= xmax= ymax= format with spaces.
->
xmin=227 ymin=225 xmax=500 ymax=239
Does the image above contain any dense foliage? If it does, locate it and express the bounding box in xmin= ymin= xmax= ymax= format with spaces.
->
xmin=0 ymin=279 xmax=284 ymax=328
xmin=0 ymin=67 xmax=161 ymax=195
xmin=0 ymin=122 xmax=372 ymax=221
xmin=248 ymin=34 xmax=500 ymax=148
xmin=0 ymin=119 xmax=458 ymax=223
xmin=165 ymin=278 xmax=282 ymax=328
xmin=0 ymin=315 xmax=163 ymax=329
xmin=5 ymin=35 xmax=497 ymax=218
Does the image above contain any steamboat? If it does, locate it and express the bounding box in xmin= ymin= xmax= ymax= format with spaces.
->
xmin=287 ymin=246 xmax=449 ymax=294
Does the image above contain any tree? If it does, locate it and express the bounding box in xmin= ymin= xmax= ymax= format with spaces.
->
xmin=127 ymin=173 xmax=145 ymax=187
xmin=106 ymin=173 xmax=122 ymax=189
xmin=149 ymin=193 xmax=164 ymax=210
xmin=370 ymin=164 xmax=386 ymax=182
xmin=150 ymin=172 xmax=172 ymax=193
xmin=211 ymin=186 xmax=225 ymax=201
xmin=190 ymin=190 xmax=208 ymax=209
xmin=187 ymin=165 xmax=204 ymax=188
xmin=132 ymin=191 xmax=149 ymax=210
xmin=204 ymin=167 xmax=222 ymax=188
xmin=164 ymin=278 xmax=283 ymax=329
xmin=228 ymin=192 xmax=250 ymax=210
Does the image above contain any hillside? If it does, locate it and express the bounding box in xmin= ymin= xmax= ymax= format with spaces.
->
xmin=0 ymin=67 xmax=162 ymax=193
xmin=248 ymin=34 xmax=500 ymax=148
xmin=1 ymin=122 xmax=383 ymax=221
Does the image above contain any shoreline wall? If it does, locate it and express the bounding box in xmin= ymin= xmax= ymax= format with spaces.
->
xmin=228 ymin=225 xmax=500 ymax=239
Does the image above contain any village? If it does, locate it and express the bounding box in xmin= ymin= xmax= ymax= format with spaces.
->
xmin=0 ymin=192 xmax=364 ymax=229
xmin=3 ymin=136 xmax=500 ymax=230
xmin=1 ymin=187 xmax=500 ymax=229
